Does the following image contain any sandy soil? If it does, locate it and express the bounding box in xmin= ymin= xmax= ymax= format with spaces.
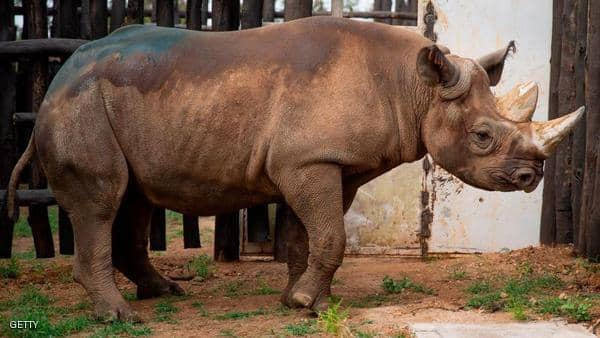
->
xmin=1 ymin=215 xmax=599 ymax=337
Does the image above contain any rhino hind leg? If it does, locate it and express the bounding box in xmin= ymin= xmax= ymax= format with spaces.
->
xmin=280 ymin=208 xmax=309 ymax=308
xmin=112 ymin=186 xmax=184 ymax=299
xmin=278 ymin=164 xmax=346 ymax=312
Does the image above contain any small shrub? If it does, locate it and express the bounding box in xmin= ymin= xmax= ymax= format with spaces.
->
xmin=466 ymin=292 xmax=502 ymax=311
xmin=466 ymin=281 xmax=493 ymax=294
xmin=253 ymin=279 xmax=279 ymax=295
xmin=215 ymin=308 xmax=267 ymax=320
xmin=154 ymin=300 xmax=179 ymax=322
xmin=223 ymin=280 xmax=246 ymax=297
xmin=188 ymin=254 xmax=215 ymax=281
xmin=537 ymin=297 xmax=592 ymax=322
xmin=317 ymin=299 xmax=350 ymax=336
xmin=449 ymin=269 xmax=468 ymax=280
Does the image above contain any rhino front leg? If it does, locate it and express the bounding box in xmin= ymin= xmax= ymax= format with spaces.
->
xmin=279 ymin=164 xmax=345 ymax=312
xmin=280 ymin=207 xmax=309 ymax=308
xmin=112 ymin=186 xmax=184 ymax=299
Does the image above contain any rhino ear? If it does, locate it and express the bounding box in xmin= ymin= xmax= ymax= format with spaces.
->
xmin=477 ymin=41 xmax=516 ymax=86
xmin=417 ymin=45 xmax=459 ymax=87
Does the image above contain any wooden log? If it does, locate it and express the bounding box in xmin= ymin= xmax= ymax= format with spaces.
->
xmin=0 ymin=0 xmax=16 ymax=258
xmin=554 ymin=0 xmax=578 ymax=244
xmin=57 ymin=0 xmax=80 ymax=38
xmin=23 ymin=0 xmax=55 ymax=259
xmin=110 ymin=0 xmax=126 ymax=31
xmin=273 ymin=204 xmax=289 ymax=262
xmin=149 ymin=208 xmax=166 ymax=250
xmin=571 ymin=0 xmax=588 ymax=246
xmin=0 ymin=39 xmax=88 ymax=58
xmin=212 ymin=0 xmax=240 ymax=31
xmin=80 ymin=0 xmax=91 ymax=39
xmin=13 ymin=112 xmax=36 ymax=124
xmin=214 ymin=212 xmax=240 ymax=262
xmin=394 ymin=0 xmax=417 ymax=26
xmin=89 ymin=0 xmax=108 ymax=39
xmin=241 ymin=0 xmax=263 ymax=29
xmin=125 ymin=0 xmax=144 ymax=25
xmin=578 ymin=0 xmax=600 ymax=260
xmin=262 ymin=0 xmax=274 ymax=22
xmin=186 ymin=0 xmax=203 ymax=30
xmin=58 ymin=207 xmax=74 ymax=254
xmin=0 ymin=189 xmax=57 ymax=206
xmin=541 ymin=0 xmax=564 ymax=245
xmin=157 ymin=0 xmax=174 ymax=27
xmin=183 ymin=215 xmax=201 ymax=248
xmin=284 ymin=0 xmax=311 ymax=21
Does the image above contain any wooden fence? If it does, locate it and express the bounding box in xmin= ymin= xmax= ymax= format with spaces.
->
xmin=541 ymin=0 xmax=600 ymax=261
xmin=0 ymin=0 xmax=418 ymax=261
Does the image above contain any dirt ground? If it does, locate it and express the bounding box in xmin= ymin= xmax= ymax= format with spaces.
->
xmin=1 ymin=213 xmax=599 ymax=337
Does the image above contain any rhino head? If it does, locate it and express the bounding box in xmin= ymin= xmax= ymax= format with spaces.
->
xmin=417 ymin=42 xmax=583 ymax=192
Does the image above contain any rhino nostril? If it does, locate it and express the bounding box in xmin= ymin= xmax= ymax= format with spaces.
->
xmin=514 ymin=168 xmax=536 ymax=188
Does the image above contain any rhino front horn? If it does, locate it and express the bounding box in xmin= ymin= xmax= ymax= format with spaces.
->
xmin=532 ymin=106 xmax=585 ymax=158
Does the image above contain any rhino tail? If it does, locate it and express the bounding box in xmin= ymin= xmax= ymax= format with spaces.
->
xmin=6 ymin=134 xmax=36 ymax=221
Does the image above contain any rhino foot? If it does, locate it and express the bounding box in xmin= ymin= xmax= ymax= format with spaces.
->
xmin=94 ymin=301 xmax=141 ymax=323
xmin=137 ymin=280 xmax=184 ymax=299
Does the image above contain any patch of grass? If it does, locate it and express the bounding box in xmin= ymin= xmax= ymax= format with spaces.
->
xmin=13 ymin=217 xmax=31 ymax=238
xmin=576 ymin=257 xmax=600 ymax=273
xmin=466 ymin=292 xmax=502 ymax=311
xmin=91 ymin=321 xmax=153 ymax=337
xmin=449 ymin=268 xmax=468 ymax=280
xmin=191 ymin=301 xmax=209 ymax=316
xmin=317 ymin=299 xmax=350 ymax=336
xmin=349 ymin=294 xmax=389 ymax=308
xmin=219 ymin=329 xmax=239 ymax=337
xmin=252 ymin=279 xmax=280 ymax=295
xmin=536 ymin=296 xmax=592 ymax=322
xmin=466 ymin=281 xmax=493 ymax=294
xmin=154 ymin=300 xmax=179 ymax=322
xmin=284 ymin=319 xmax=318 ymax=336
xmin=166 ymin=210 xmax=183 ymax=222
xmin=215 ymin=308 xmax=268 ymax=320
xmin=355 ymin=331 xmax=376 ymax=338
xmin=508 ymin=304 xmax=528 ymax=320
xmin=381 ymin=276 xmax=434 ymax=295
xmin=122 ymin=291 xmax=137 ymax=301
xmin=222 ymin=280 xmax=246 ymax=297
xmin=188 ymin=254 xmax=215 ymax=281
xmin=0 ymin=258 xmax=20 ymax=278
xmin=273 ymin=304 xmax=292 ymax=316
xmin=13 ymin=249 xmax=35 ymax=260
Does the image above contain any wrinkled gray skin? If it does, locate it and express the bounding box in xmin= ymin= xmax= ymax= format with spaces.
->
xmin=7 ymin=17 xmax=576 ymax=320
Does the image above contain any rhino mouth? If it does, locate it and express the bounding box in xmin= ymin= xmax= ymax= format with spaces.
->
xmin=487 ymin=166 xmax=542 ymax=192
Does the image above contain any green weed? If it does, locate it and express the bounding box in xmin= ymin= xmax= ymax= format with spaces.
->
xmin=191 ymin=301 xmax=209 ymax=316
xmin=536 ymin=296 xmax=592 ymax=321
xmin=381 ymin=276 xmax=434 ymax=295
xmin=253 ymin=279 xmax=280 ymax=295
xmin=0 ymin=258 xmax=20 ymax=278
xmin=122 ymin=291 xmax=137 ymax=301
xmin=188 ymin=254 xmax=215 ymax=281
xmin=222 ymin=280 xmax=246 ymax=297
xmin=317 ymin=299 xmax=350 ymax=336
xmin=284 ymin=319 xmax=318 ymax=336
xmin=215 ymin=308 xmax=267 ymax=320
xmin=154 ymin=300 xmax=179 ymax=322
xmin=466 ymin=281 xmax=493 ymax=294
xmin=449 ymin=268 xmax=468 ymax=280
xmin=219 ymin=329 xmax=239 ymax=337
xmin=91 ymin=321 xmax=153 ymax=337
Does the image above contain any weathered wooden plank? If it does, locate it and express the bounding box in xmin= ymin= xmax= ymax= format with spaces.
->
xmin=262 ymin=0 xmax=274 ymax=22
xmin=374 ymin=0 xmax=393 ymax=24
xmin=183 ymin=215 xmax=201 ymax=248
xmin=212 ymin=0 xmax=240 ymax=31
xmin=0 ymin=0 xmax=16 ymax=258
xmin=394 ymin=0 xmax=417 ymax=25
xmin=125 ymin=0 xmax=144 ymax=25
xmin=110 ymin=0 xmax=126 ymax=31
xmin=578 ymin=0 xmax=600 ymax=260
xmin=0 ymin=189 xmax=57 ymax=206
xmin=241 ymin=0 xmax=263 ymax=29
xmin=186 ymin=0 xmax=203 ymax=30
xmin=57 ymin=0 xmax=80 ymax=38
xmin=273 ymin=204 xmax=289 ymax=262
xmin=89 ymin=0 xmax=108 ymax=39
xmin=0 ymin=39 xmax=88 ymax=58
xmin=214 ymin=212 xmax=240 ymax=262
xmin=157 ymin=0 xmax=175 ymax=27
xmin=541 ymin=0 xmax=564 ymax=245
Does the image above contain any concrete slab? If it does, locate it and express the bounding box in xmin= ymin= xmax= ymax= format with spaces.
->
xmin=409 ymin=321 xmax=595 ymax=338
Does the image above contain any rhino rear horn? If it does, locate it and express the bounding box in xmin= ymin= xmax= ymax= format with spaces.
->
xmin=417 ymin=45 xmax=459 ymax=87
xmin=477 ymin=41 xmax=516 ymax=86
xmin=531 ymin=106 xmax=585 ymax=158
xmin=497 ymin=81 xmax=539 ymax=122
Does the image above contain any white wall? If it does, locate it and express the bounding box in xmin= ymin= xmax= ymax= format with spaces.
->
xmin=426 ymin=0 xmax=553 ymax=252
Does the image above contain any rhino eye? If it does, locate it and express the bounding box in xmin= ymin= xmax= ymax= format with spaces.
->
xmin=475 ymin=131 xmax=490 ymax=142
xmin=469 ymin=127 xmax=494 ymax=154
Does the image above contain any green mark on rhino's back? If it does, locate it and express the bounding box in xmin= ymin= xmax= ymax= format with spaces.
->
xmin=46 ymin=25 xmax=189 ymax=96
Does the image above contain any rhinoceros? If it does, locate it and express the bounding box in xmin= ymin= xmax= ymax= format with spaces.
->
xmin=7 ymin=16 xmax=583 ymax=320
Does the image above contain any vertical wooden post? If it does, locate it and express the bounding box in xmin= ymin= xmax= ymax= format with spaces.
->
xmin=541 ymin=0 xmax=564 ymax=245
xmin=241 ymin=0 xmax=263 ymax=29
xmin=111 ymin=0 xmax=126 ymax=31
xmin=570 ymin=0 xmax=588 ymax=247
xmin=23 ymin=0 xmax=54 ymax=258
xmin=273 ymin=204 xmax=289 ymax=262
xmin=212 ymin=0 xmax=240 ymax=261
xmin=374 ymin=0 xmax=392 ymax=24
xmin=201 ymin=0 xmax=209 ymax=26
xmin=125 ymin=0 xmax=144 ymax=25
xmin=157 ymin=0 xmax=175 ymax=27
xmin=577 ymin=0 xmax=600 ymax=261
xmin=187 ymin=0 xmax=203 ymax=30
xmin=331 ymin=0 xmax=343 ymax=18
xmin=262 ymin=0 xmax=274 ymax=22
xmin=0 ymin=0 xmax=16 ymax=258
xmin=89 ymin=0 xmax=108 ymax=39
xmin=56 ymin=0 xmax=79 ymax=255
xmin=284 ymin=0 xmax=311 ymax=21
xmin=394 ymin=0 xmax=417 ymax=25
